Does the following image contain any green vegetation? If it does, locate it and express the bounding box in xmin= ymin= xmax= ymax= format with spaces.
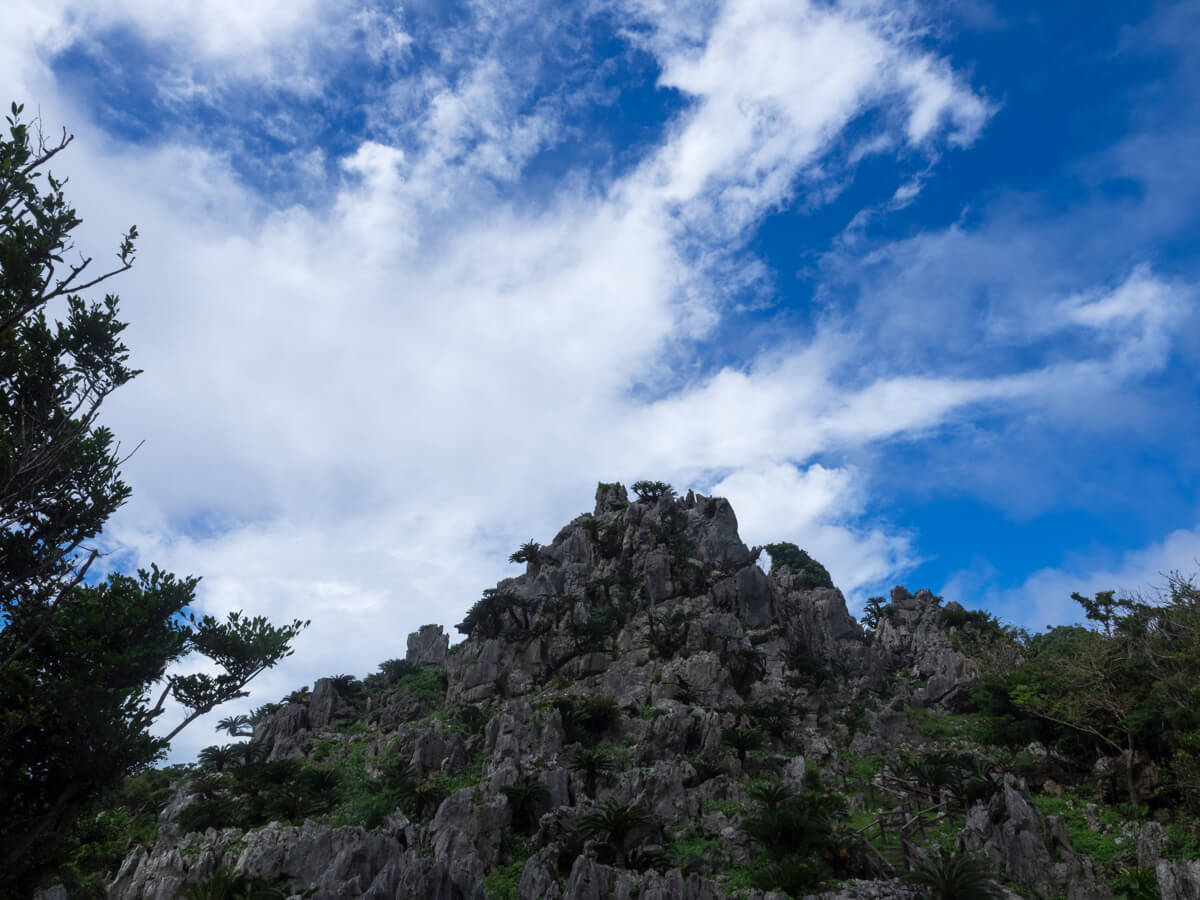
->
xmin=578 ymin=800 xmax=654 ymax=867
xmin=739 ymin=778 xmax=854 ymax=894
xmin=508 ymin=540 xmax=542 ymax=566
xmin=761 ymin=543 xmax=834 ymax=588
xmin=631 ymin=480 xmax=674 ymax=501
xmin=482 ymin=859 xmax=525 ymax=900
xmin=1030 ymin=793 xmax=1127 ymax=867
xmin=0 ymin=104 xmax=307 ymax=896
xmin=904 ymin=852 xmax=1004 ymax=900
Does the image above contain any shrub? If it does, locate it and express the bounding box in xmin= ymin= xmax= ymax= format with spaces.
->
xmin=861 ymin=596 xmax=888 ymax=630
xmin=500 ymin=774 xmax=551 ymax=834
xmin=377 ymin=658 xmax=419 ymax=683
xmin=725 ymin=646 xmax=766 ymax=694
xmin=578 ymin=800 xmax=653 ymax=867
xmin=557 ymin=695 xmax=622 ymax=743
xmin=631 ymin=480 xmax=674 ymax=501
xmin=762 ymin=543 xmax=834 ymax=589
xmin=904 ymin=851 xmax=1004 ymax=900
xmin=569 ymin=746 xmax=616 ymax=798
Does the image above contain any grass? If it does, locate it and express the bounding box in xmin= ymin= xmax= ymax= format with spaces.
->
xmin=1164 ymin=818 xmax=1200 ymax=860
xmin=844 ymin=753 xmax=885 ymax=781
xmin=905 ymin=706 xmax=959 ymax=740
xmin=482 ymin=860 xmax=524 ymax=900
xmin=431 ymin=749 xmax=487 ymax=795
xmin=396 ymin=665 xmax=448 ymax=703
xmin=1030 ymin=792 xmax=1128 ymax=868
xmin=703 ymin=798 xmax=748 ymax=817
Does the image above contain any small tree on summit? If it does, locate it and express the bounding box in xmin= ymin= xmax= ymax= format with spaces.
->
xmin=631 ymin=480 xmax=674 ymax=501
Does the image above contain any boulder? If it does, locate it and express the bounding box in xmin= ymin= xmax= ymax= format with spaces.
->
xmin=407 ymin=624 xmax=450 ymax=666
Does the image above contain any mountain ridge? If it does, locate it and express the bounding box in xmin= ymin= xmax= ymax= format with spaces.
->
xmin=49 ymin=482 xmax=1200 ymax=900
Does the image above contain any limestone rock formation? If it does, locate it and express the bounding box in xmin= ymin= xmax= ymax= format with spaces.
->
xmin=98 ymin=481 xmax=1121 ymax=900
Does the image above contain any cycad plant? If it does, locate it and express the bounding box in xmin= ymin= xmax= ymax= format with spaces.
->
xmin=722 ymin=726 xmax=764 ymax=764
xmin=216 ymin=715 xmax=253 ymax=737
xmin=748 ymin=780 xmax=793 ymax=812
xmin=578 ymin=800 xmax=653 ymax=868
xmin=905 ymin=851 xmax=1005 ymax=900
xmin=197 ymin=744 xmax=239 ymax=773
xmin=569 ymin=745 xmax=616 ymax=798
xmin=500 ymin=773 xmax=552 ymax=834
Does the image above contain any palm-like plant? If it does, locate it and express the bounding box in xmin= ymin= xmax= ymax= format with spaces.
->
xmin=378 ymin=658 xmax=418 ymax=683
xmin=569 ymin=745 xmax=616 ymax=798
xmin=722 ymin=726 xmax=764 ymax=764
xmin=216 ymin=714 xmax=253 ymax=738
xmin=748 ymin=780 xmax=793 ymax=812
xmin=508 ymin=540 xmax=542 ymax=565
xmin=627 ymin=845 xmax=672 ymax=873
xmin=578 ymin=800 xmax=653 ymax=868
xmin=197 ymin=744 xmax=238 ymax=773
xmin=329 ymin=674 xmax=359 ymax=699
xmin=500 ymin=773 xmax=552 ymax=834
xmin=726 ymin=646 xmax=766 ymax=693
xmin=231 ymin=741 xmax=266 ymax=769
xmin=188 ymin=772 xmax=228 ymax=802
xmin=247 ymin=703 xmax=280 ymax=725
xmin=285 ymin=686 xmax=310 ymax=704
xmin=905 ymin=851 xmax=1005 ymax=900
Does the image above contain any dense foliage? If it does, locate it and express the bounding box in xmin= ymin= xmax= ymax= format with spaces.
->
xmin=762 ymin=542 xmax=834 ymax=589
xmin=0 ymin=104 xmax=306 ymax=896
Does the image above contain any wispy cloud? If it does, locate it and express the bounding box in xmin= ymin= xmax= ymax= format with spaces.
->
xmin=1 ymin=0 xmax=1195 ymax=761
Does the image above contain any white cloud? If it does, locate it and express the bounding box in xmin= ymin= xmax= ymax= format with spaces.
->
xmin=943 ymin=524 xmax=1200 ymax=632
xmin=0 ymin=0 xmax=1190 ymax=764
xmin=708 ymin=462 xmax=915 ymax=604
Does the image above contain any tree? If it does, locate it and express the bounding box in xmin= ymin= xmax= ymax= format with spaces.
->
xmin=861 ymin=596 xmax=887 ymax=630
xmin=216 ymin=714 xmax=254 ymax=738
xmin=0 ymin=104 xmax=307 ymax=894
xmin=631 ymin=480 xmax=674 ymax=502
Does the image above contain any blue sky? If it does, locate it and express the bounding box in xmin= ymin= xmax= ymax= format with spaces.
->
xmin=3 ymin=0 xmax=1199 ymax=760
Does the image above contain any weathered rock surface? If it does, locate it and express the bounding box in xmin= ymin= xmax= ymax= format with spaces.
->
xmin=104 ymin=481 xmax=1128 ymax=900
xmin=958 ymin=775 xmax=1110 ymax=900
xmin=407 ymin=624 xmax=449 ymax=666
xmin=1157 ymin=858 xmax=1200 ymax=900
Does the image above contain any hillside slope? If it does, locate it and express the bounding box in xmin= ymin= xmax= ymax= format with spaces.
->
xmin=50 ymin=483 xmax=1200 ymax=900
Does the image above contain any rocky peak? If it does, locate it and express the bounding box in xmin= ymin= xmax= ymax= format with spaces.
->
xmin=102 ymin=481 xmax=1010 ymax=900
xmin=444 ymin=482 xmax=867 ymax=709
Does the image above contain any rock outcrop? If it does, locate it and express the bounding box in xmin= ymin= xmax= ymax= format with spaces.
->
xmin=102 ymin=482 xmax=1102 ymax=900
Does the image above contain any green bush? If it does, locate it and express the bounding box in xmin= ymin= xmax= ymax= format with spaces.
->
xmin=904 ymin=851 xmax=1004 ymax=900
xmin=631 ymin=480 xmax=674 ymax=501
xmin=762 ymin=543 xmax=834 ymax=588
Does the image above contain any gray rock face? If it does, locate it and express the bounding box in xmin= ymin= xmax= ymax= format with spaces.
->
xmin=254 ymin=701 xmax=310 ymax=761
xmin=407 ymin=624 xmax=450 ymax=666
xmin=310 ymin=678 xmax=356 ymax=732
xmin=1157 ymin=858 xmax=1200 ymax=900
xmin=958 ymin=775 xmax=1109 ymax=900
xmin=106 ymin=482 xmax=1109 ymax=900
xmin=869 ymin=587 xmax=971 ymax=708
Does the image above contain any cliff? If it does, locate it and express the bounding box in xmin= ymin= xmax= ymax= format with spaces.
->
xmin=83 ymin=483 xmax=1199 ymax=900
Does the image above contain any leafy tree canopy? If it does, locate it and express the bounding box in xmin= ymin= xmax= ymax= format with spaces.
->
xmin=0 ymin=103 xmax=306 ymax=895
